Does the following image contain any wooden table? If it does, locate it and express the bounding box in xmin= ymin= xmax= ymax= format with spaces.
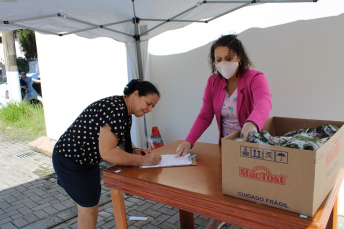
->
xmin=103 ymin=140 xmax=343 ymax=229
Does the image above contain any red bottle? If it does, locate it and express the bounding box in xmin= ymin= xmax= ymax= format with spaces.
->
xmin=151 ymin=126 xmax=164 ymax=150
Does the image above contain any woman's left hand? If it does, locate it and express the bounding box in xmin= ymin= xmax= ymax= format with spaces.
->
xmin=240 ymin=121 xmax=258 ymax=142
xmin=133 ymin=147 xmax=151 ymax=155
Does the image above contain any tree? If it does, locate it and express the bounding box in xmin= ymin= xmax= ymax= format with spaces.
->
xmin=17 ymin=57 xmax=29 ymax=73
xmin=15 ymin=29 xmax=38 ymax=60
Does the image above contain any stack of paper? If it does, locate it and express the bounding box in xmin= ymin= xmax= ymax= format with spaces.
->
xmin=141 ymin=153 xmax=192 ymax=168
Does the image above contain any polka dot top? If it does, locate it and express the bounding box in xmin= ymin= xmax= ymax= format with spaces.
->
xmin=54 ymin=96 xmax=131 ymax=165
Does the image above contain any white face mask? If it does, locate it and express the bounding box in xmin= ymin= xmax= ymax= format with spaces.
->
xmin=215 ymin=61 xmax=239 ymax=79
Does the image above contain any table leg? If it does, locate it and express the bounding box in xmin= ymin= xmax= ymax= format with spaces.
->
xmin=325 ymin=197 xmax=338 ymax=229
xmin=179 ymin=209 xmax=194 ymax=229
xmin=110 ymin=188 xmax=128 ymax=229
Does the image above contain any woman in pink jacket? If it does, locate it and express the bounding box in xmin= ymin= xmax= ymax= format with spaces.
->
xmin=176 ymin=34 xmax=272 ymax=228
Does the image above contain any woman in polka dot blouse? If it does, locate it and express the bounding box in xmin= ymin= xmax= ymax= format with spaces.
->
xmin=52 ymin=79 xmax=162 ymax=228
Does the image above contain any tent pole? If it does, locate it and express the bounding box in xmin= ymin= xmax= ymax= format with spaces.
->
xmin=133 ymin=17 xmax=149 ymax=148
xmin=2 ymin=31 xmax=22 ymax=103
xmin=133 ymin=18 xmax=144 ymax=81
xmin=135 ymin=39 xmax=144 ymax=81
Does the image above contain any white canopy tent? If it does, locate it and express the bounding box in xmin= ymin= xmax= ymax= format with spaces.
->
xmin=0 ymin=0 xmax=316 ymax=146
xmin=0 ymin=0 xmax=317 ymax=79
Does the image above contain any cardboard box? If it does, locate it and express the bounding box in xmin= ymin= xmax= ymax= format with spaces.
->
xmin=221 ymin=116 xmax=344 ymax=216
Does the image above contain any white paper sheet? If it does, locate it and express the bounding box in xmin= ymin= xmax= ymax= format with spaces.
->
xmin=141 ymin=153 xmax=191 ymax=168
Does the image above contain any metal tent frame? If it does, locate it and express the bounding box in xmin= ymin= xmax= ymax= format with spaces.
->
xmin=0 ymin=0 xmax=317 ymax=147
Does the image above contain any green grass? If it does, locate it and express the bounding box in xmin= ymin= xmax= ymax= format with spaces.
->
xmin=0 ymin=101 xmax=46 ymax=141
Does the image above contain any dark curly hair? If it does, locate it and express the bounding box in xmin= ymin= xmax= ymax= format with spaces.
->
xmin=123 ymin=79 xmax=160 ymax=97
xmin=209 ymin=34 xmax=253 ymax=77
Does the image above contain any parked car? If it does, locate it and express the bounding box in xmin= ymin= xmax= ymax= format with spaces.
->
xmin=0 ymin=73 xmax=42 ymax=108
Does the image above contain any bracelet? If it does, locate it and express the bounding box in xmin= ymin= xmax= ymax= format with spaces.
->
xmin=132 ymin=148 xmax=139 ymax=153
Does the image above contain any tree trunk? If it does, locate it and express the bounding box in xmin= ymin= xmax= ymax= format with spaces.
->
xmin=2 ymin=31 xmax=22 ymax=102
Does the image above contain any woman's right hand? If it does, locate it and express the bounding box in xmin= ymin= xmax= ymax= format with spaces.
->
xmin=175 ymin=141 xmax=191 ymax=158
xmin=142 ymin=153 xmax=162 ymax=166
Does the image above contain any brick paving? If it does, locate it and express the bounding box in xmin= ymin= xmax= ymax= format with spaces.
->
xmin=0 ymin=130 xmax=343 ymax=229
xmin=0 ymin=131 xmax=239 ymax=229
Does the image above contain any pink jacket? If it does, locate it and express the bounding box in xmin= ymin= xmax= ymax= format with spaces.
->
xmin=185 ymin=69 xmax=272 ymax=146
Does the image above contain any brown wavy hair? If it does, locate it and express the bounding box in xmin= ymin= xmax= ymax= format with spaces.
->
xmin=209 ymin=34 xmax=253 ymax=77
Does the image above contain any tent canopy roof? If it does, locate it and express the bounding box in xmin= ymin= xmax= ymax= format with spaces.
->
xmin=0 ymin=0 xmax=315 ymax=43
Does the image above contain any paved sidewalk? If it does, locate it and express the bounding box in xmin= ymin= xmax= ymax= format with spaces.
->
xmin=0 ymin=130 xmax=343 ymax=229
xmin=0 ymin=131 xmax=237 ymax=229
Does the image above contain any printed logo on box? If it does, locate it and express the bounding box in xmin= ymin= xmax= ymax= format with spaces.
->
xmin=239 ymin=165 xmax=288 ymax=185
xmin=240 ymin=146 xmax=288 ymax=164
